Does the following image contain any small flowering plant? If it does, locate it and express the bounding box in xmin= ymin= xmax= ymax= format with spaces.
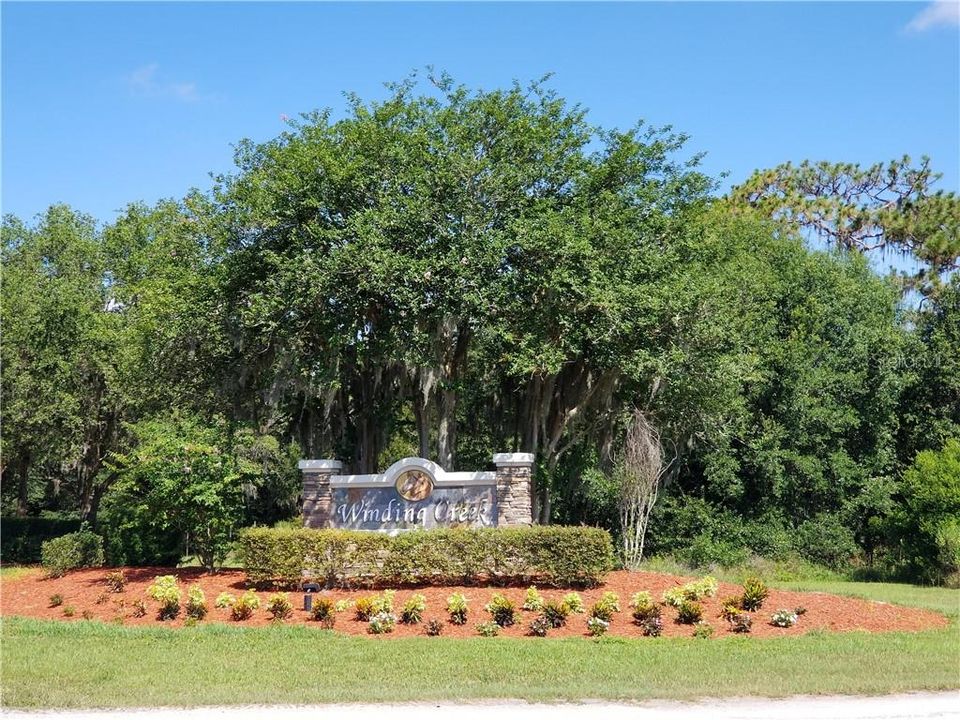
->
xmin=484 ymin=593 xmax=517 ymax=627
xmin=728 ymin=612 xmax=753 ymax=633
xmin=692 ymin=621 xmax=714 ymax=639
xmin=400 ymin=594 xmax=427 ymax=624
xmin=629 ymin=591 xmax=659 ymax=623
xmin=642 ymin=615 xmax=663 ymax=637
xmin=230 ymin=590 xmax=260 ymax=621
xmin=186 ymin=586 xmax=208 ymax=620
xmin=561 ymin=592 xmax=585 ymax=614
xmin=586 ymin=616 xmax=609 ymax=637
xmin=529 ymin=615 xmax=551 ymax=637
xmin=265 ymin=592 xmax=293 ymax=622
xmin=523 ymin=586 xmax=544 ymax=612
xmin=541 ymin=599 xmax=569 ymax=628
xmin=447 ymin=592 xmax=469 ymax=625
xmin=476 ymin=620 xmax=500 ymax=637
xmin=589 ymin=591 xmax=621 ymax=621
xmin=770 ymin=609 xmax=799 ymax=628
xmin=368 ymin=611 xmax=397 ymax=634
xmin=147 ymin=575 xmax=181 ymax=620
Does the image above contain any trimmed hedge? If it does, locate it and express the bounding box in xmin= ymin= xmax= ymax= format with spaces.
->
xmin=237 ymin=526 xmax=614 ymax=589
xmin=40 ymin=530 xmax=105 ymax=577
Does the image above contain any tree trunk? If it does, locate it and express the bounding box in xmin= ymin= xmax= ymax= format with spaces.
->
xmin=413 ymin=393 xmax=431 ymax=459
xmin=437 ymin=387 xmax=457 ymax=470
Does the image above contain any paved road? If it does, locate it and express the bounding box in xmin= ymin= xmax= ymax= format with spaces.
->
xmin=4 ymin=693 xmax=959 ymax=720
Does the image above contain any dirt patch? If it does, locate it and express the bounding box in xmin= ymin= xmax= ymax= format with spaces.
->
xmin=0 ymin=567 xmax=948 ymax=638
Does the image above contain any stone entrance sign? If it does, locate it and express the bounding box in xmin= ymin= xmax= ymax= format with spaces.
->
xmin=299 ymin=453 xmax=534 ymax=530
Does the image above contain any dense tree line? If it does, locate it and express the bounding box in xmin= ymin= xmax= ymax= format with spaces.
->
xmin=3 ymin=76 xmax=957 ymax=581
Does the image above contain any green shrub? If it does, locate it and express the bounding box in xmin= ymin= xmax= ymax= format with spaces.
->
xmin=770 ymin=609 xmax=799 ymax=627
xmin=400 ymin=594 xmax=427 ymax=624
xmin=529 ymin=615 xmax=551 ymax=636
xmin=693 ymin=621 xmax=714 ymax=639
xmin=40 ymin=530 xmax=104 ymax=578
xmin=186 ymin=586 xmax=207 ymax=620
xmin=146 ymin=575 xmax=181 ymax=620
xmin=586 ymin=616 xmax=609 ymax=637
xmin=728 ymin=612 xmax=752 ymax=633
xmin=662 ymin=575 xmax=718 ymax=607
xmin=368 ymin=611 xmax=397 ymax=634
xmin=678 ymin=533 xmax=750 ymax=569
xmin=310 ymin=597 xmax=335 ymax=622
xmin=236 ymin=526 xmax=613 ymax=588
xmin=49 ymin=594 xmax=64 ymax=607
xmin=629 ymin=591 xmax=657 ymax=623
xmin=642 ymin=615 xmax=663 ymax=636
xmin=541 ymin=599 xmax=569 ymax=628
xmin=104 ymin=415 xmax=250 ymax=571
xmin=447 ymin=592 xmax=469 ymax=625
xmin=354 ymin=596 xmax=376 ymax=621
xmin=131 ymin=599 xmax=147 ymax=617
xmin=675 ymin=599 xmax=703 ymax=624
xmin=632 ymin=600 xmax=661 ymax=625
xmin=562 ymin=592 xmax=585 ymax=613
xmin=898 ymin=439 xmax=960 ymax=585
xmin=354 ymin=590 xmax=396 ymax=621
xmin=425 ymin=619 xmax=444 ymax=636
xmin=105 ymin=570 xmax=127 ymax=593
xmin=741 ymin=519 xmax=795 ymax=560
xmin=793 ymin=515 xmax=859 ymax=569
xmin=230 ymin=590 xmax=260 ymax=620
xmin=484 ymin=593 xmax=517 ymax=627
xmin=63 ymin=605 xmax=75 ymax=617
xmin=266 ymin=593 xmax=293 ymax=621
xmin=523 ymin=586 xmax=544 ymax=611
xmin=719 ymin=596 xmax=742 ymax=620
xmin=476 ymin=621 xmax=500 ymax=637
xmin=372 ymin=590 xmax=396 ymax=615
xmin=98 ymin=499 xmax=182 ymax=568
xmin=589 ymin=591 xmax=620 ymax=621
xmin=740 ymin=577 xmax=769 ymax=611
xmin=215 ymin=592 xmax=235 ymax=609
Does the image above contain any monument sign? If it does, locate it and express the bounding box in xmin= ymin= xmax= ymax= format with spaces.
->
xmin=299 ymin=453 xmax=534 ymax=530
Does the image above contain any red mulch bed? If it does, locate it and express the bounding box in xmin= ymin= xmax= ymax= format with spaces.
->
xmin=1 ymin=567 xmax=948 ymax=638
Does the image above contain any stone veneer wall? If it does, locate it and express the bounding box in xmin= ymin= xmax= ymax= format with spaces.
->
xmin=300 ymin=460 xmax=341 ymax=529
xmin=493 ymin=453 xmax=535 ymax=526
xmin=299 ymin=454 xmax=535 ymax=528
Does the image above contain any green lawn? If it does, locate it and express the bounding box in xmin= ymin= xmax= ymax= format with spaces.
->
xmin=2 ymin=576 xmax=958 ymax=708
xmin=770 ymin=579 xmax=960 ymax=618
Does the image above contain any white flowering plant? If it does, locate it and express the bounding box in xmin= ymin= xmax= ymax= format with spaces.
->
xmin=770 ymin=609 xmax=799 ymax=628
xmin=586 ymin=616 xmax=609 ymax=637
xmin=368 ymin=611 xmax=397 ymax=634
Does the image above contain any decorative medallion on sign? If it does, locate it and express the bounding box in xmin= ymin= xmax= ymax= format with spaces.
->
xmin=395 ymin=468 xmax=434 ymax=501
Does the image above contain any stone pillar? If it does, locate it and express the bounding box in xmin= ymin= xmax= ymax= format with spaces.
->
xmin=298 ymin=460 xmax=342 ymax=529
xmin=493 ymin=453 xmax=535 ymax=526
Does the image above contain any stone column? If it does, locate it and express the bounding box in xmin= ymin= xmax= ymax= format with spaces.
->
xmin=493 ymin=453 xmax=535 ymax=526
xmin=298 ymin=460 xmax=342 ymax=529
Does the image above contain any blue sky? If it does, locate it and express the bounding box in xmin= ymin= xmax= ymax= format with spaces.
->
xmin=3 ymin=2 xmax=958 ymax=225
